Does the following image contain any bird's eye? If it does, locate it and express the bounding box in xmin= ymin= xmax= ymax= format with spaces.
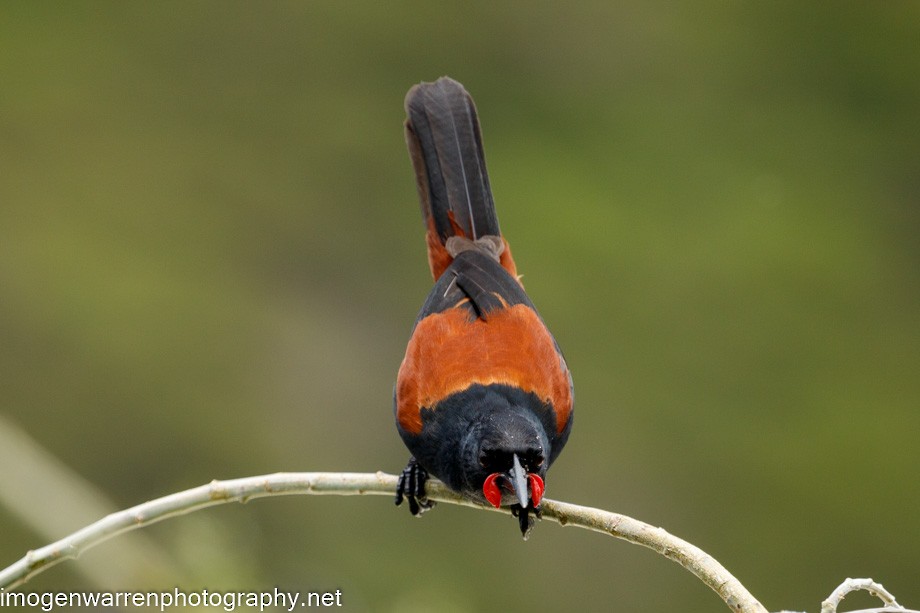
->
xmin=526 ymin=451 xmax=544 ymax=469
xmin=479 ymin=449 xmax=510 ymax=470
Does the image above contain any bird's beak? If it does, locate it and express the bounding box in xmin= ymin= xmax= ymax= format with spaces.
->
xmin=509 ymin=453 xmax=530 ymax=508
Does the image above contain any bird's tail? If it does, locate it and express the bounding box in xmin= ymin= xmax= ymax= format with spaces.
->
xmin=404 ymin=77 xmax=517 ymax=280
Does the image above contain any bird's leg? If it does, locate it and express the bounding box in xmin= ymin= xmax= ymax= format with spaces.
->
xmin=510 ymin=504 xmax=536 ymax=540
xmin=395 ymin=457 xmax=435 ymax=516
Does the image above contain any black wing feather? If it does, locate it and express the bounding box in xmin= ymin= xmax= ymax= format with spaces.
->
xmin=414 ymin=251 xmax=531 ymax=323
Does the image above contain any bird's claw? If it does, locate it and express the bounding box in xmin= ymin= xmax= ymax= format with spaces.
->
xmin=511 ymin=503 xmax=541 ymax=540
xmin=395 ymin=457 xmax=435 ymax=516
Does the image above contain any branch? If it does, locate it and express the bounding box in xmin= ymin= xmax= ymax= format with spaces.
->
xmin=820 ymin=577 xmax=902 ymax=613
xmin=0 ymin=471 xmax=767 ymax=613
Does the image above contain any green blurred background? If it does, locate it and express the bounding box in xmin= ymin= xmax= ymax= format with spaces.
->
xmin=2 ymin=3 xmax=918 ymax=611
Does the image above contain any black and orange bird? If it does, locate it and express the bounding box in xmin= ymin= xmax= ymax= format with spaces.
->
xmin=394 ymin=77 xmax=574 ymax=537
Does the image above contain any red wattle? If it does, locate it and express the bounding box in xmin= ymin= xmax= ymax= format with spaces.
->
xmin=482 ymin=473 xmax=503 ymax=508
xmin=528 ymin=474 xmax=544 ymax=507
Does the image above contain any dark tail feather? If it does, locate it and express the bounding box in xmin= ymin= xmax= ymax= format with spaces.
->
xmin=405 ymin=77 xmax=501 ymax=244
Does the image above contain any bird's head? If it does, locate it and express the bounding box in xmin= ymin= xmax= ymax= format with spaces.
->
xmin=460 ymin=405 xmax=549 ymax=511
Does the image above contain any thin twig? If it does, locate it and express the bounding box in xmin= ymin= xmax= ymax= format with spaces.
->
xmin=820 ymin=577 xmax=903 ymax=613
xmin=0 ymin=471 xmax=767 ymax=613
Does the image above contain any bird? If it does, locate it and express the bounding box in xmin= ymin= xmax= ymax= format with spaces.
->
xmin=393 ymin=77 xmax=574 ymax=538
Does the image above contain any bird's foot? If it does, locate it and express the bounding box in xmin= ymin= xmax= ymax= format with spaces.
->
xmin=395 ymin=457 xmax=435 ymax=516
xmin=511 ymin=503 xmax=541 ymax=540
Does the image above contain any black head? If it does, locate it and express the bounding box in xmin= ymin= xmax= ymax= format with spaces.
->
xmin=458 ymin=392 xmax=550 ymax=511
